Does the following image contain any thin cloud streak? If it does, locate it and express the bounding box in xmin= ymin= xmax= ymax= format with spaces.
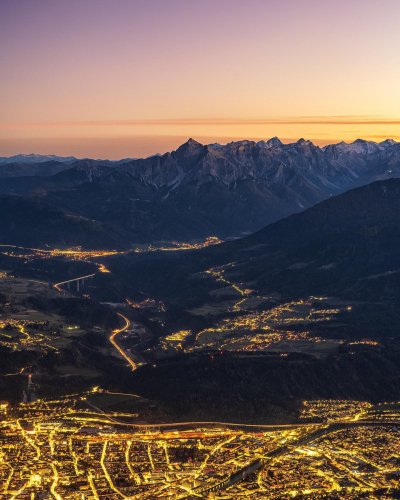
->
xmin=2 ymin=116 xmax=400 ymax=129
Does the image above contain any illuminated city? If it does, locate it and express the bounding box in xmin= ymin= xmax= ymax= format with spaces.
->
xmin=0 ymin=393 xmax=399 ymax=498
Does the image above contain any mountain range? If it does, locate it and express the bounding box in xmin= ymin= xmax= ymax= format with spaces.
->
xmin=0 ymin=154 xmax=78 ymax=165
xmin=1 ymin=138 xmax=400 ymax=247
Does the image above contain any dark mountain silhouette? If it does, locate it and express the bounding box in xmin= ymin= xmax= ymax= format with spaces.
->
xmin=1 ymin=138 xmax=400 ymax=245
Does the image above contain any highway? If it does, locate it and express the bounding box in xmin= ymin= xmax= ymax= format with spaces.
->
xmin=70 ymin=410 xmax=315 ymax=430
xmin=50 ymin=261 xmax=139 ymax=373
xmin=109 ymin=312 xmax=137 ymax=371
xmin=53 ymin=273 xmax=96 ymax=292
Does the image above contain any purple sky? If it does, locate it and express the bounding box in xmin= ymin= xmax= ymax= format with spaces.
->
xmin=1 ymin=0 xmax=400 ymax=158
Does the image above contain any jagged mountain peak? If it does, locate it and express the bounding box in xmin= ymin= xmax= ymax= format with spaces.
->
xmin=380 ymin=138 xmax=397 ymax=146
xmin=296 ymin=138 xmax=314 ymax=146
xmin=263 ymin=137 xmax=283 ymax=148
xmin=174 ymin=138 xmax=205 ymax=158
xmin=186 ymin=137 xmax=202 ymax=145
xmin=178 ymin=137 xmax=203 ymax=149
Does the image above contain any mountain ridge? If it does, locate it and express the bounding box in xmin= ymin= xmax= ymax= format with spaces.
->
xmin=1 ymin=136 xmax=398 ymax=163
xmin=1 ymin=137 xmax=400 ymax=245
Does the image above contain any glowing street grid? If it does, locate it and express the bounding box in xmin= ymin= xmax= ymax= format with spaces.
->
xmin=0 ymin=397 xmax=399 ymax=498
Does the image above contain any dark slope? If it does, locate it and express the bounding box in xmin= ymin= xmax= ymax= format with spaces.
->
xmin=0 ymin=160 xmax=72 ymax=178
xmin=129 ymin=344 xmax=400 ymax=422
xmin=0 ymin=195 xmax=125 ymax=248
xmin=223 ymin=179 xmax=400 ymax=300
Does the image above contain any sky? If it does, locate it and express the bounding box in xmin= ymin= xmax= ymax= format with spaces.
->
xmin=1 ymin=0 xmax=400 ymax=159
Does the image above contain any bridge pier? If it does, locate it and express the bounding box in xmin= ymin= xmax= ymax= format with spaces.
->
xmin=54 ymin=273 xmax=95 ymax=294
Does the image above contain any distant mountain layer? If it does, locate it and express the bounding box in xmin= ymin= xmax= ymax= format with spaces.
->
xmin=0 ymin=154 xmax=78 ymax=165
xmin=1 ymin=138 xmax=400 ymax=245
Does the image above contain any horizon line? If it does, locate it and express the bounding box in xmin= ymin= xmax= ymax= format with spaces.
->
xmin=1 ymin=135 xmax=399 ymax=162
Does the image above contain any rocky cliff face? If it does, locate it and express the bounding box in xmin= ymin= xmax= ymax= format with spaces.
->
xmin=116 ymin=137 xmax=400 ymax=190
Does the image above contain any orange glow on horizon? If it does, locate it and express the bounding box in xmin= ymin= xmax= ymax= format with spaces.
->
xmin=1 ymin=0 xmax=400 ymax=158
xmin=1 ymin=124 xmax=399 ymax=159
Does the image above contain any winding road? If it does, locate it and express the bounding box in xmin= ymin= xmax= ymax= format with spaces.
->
xmin=109 ymin=312 xmax=137 ymax=371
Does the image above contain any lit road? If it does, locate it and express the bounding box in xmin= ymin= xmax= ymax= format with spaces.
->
xmin=45 ymin=251 xmax=139 ymax=373
xmin=75 ymin=411 xmax=315 ymax=430
xmin=109 ymin=312 xmax=137 ymax=371
xmin=53 ymin=273 xmax=96 ymax=292
xmin=0 ymin=243 xmax=114 ymax=290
